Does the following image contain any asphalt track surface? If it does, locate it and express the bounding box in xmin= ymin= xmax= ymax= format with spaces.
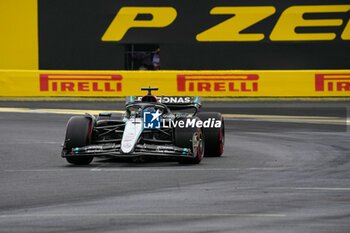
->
xmin=0 ymin=101 xmax=350 ymax=233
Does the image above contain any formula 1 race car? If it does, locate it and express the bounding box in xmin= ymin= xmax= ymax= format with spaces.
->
xmin=61 ymin=87 xmax=224 ymax=165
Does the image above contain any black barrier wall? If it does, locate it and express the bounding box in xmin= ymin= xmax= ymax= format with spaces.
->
xmin=38 ymin=0 xmax=350 ymax=70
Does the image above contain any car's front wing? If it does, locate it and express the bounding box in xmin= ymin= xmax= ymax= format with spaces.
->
xmin=62 ymin=143 xmax=193 ymax=159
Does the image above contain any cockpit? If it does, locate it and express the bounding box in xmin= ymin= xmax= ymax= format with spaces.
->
xmin=124 ymin=103 xmax=167 ymax=119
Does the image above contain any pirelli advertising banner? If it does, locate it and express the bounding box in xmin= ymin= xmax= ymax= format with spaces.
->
xmin=0 ymin=70 xmax=349 ymax=97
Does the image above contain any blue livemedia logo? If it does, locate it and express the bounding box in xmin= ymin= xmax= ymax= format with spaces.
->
xmin=143 ymin=109 xmax=161 ymax=129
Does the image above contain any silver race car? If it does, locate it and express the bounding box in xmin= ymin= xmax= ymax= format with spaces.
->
xmin=61 ymin=87 xmax=224 ymax=165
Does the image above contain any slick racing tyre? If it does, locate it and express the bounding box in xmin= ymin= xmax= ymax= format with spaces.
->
xmin=64 ymin=116 xmax=93 ymax=165
xmin=175 ymin=118 xmax=205 ymax=164
xmin=197 ymin=112 xmax=225 ymax=157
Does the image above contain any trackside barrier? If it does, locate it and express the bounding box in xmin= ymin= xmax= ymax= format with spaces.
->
xmin=0 ymin=70 xmax=349 ymax=97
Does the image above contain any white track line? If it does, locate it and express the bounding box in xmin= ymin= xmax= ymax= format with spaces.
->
xmin=294 ymin=187 xmax=350 ymax=191
xmin=224 ymin=187 xmax=350 ymax=191
xmin=90 ymin=167 xmax=285 ymax=172
xmin=0 ymin=213 xmax=286 ymax=218
xmin=3 ymin=167 xmax=286 ymax=172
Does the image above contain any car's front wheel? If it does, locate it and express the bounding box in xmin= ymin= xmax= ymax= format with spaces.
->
xmin=63 ymin=116 xmax=93 ymax=165
xmin=188 ymin=129 xmax=205 ymax=164
xmin=175 ymin=124 xmax=205 ymax=164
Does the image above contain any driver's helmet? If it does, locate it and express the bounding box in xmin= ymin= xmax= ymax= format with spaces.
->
xmin=126 ymin=106 xmax=143 ymax=118
xmin=136 ymin=107 xmax=142 ymax=117
xmin=144 ymin=106 xmax=156 ymax=113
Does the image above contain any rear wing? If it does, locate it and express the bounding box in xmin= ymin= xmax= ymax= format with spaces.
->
xmin=125 ymin=96 xmax=202 ymax=109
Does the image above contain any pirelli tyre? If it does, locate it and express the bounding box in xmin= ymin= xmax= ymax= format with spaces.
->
xmin=175 ymin=118 xmax=204 ymax=164
xmin=63 ymin=116 xmax=94 ymax=165
xmin=197 ymin=112 xmax=225 ymax=157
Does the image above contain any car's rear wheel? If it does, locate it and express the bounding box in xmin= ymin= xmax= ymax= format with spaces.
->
xmin=197 ymin=112 xmax=225 ymax=157
xmin=63 ymin=116 xmax=93 ymax=165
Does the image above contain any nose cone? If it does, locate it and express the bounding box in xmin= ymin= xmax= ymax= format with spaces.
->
xmin=121 ymin=118 xmax=143 ymax=154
